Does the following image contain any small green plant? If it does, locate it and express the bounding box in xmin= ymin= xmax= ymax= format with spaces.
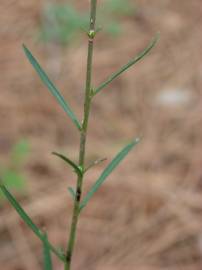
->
xmin=0 ymin=139 xmax=29 ymax=201
xmin=40 ymin=0 xmax=136 ymax=45
xmin=0 ymin=1 xmax=158 ymax=269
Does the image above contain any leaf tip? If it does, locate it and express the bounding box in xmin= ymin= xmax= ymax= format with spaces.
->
xmin=153 ymin=32 xmax=160 ymax=45
xmin=134 ymin=137 xmax=141 ymax=144
xmin=22 ymin=44 xmax=28 ymax=53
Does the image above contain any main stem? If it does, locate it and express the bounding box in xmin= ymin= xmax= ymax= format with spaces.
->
xmin=64 ymin=1 xmax=97 ymax=270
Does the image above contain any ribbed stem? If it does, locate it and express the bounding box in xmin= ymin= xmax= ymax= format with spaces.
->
xmin=64 ymin=1 xmax=97 ymax=270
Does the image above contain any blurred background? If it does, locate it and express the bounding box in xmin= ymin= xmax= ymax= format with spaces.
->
xmin=0 ymin=0 xmax=202 ymax=269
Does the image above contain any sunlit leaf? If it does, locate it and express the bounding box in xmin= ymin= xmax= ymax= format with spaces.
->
xmin=0 ymin=184 xmax=65 ymax=262
xmin=23 ymin=45 xmax=81 ymax=130
xmin=94 ymin=33 xmax=159 ymax=95
xmin=52 ymin=152 xmax=82 ymax=176
xmin=80 ymin=138 xmax=140 ymax=210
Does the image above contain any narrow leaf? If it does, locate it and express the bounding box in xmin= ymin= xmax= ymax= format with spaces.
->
xmin=68 ymin=187 xmax=76 ymax=200
xmin=0 ymin=184 xmax=43 ymax=237
xmin=84 ymin=157 xmax=107 ymax=173
xmin=80 ymin=138 xmax=140 ymax=210
xmin=43 ymin=233 xmax=53 ymax=270
xmin=94 ymin=33 xmax=159 ymax=95
xmin=0 ymin=184 xmax=65 ymax=262
xmin=23 ymin=45 xmax=81 ymax=130
xmin=52 ymin=152 xmax=82 ymax=176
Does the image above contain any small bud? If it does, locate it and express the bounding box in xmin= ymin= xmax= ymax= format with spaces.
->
xmin=78 ymin=165 xmax=84 ymax=174
xmin=90 ymin=87 xmax=95 ymax=97
xmin=88 ymin=30 xmax=96 ymax=39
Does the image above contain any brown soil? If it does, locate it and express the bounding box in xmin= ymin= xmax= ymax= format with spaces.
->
xmin=1 ymin=0 xmax=202 ymax=269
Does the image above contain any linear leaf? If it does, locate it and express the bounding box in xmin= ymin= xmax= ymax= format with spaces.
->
xmin=94 ymin=33 xmax=159 ymax=95
xmin=52 ymin=152 xmax=82 ymax=176
xmin=23 ymin=45 xmax=81 ymax=130
xmin=84 ymin=158 xmax=107 ymax=173
xmin=80 ymin=138 xmax=140 ymax=210
xmin=68 ymin=187 xmax=76 ymax=200
xmin=0 ymin=184 xmax=65 ymax=262
xmin=43 ymin=233 xmax=53 ymax=270
xmin=0 ymin=184 xmax=43 ymax=237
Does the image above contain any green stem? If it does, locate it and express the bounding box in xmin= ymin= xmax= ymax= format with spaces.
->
xmin=64 ymin=1 xmax=97 ymax=270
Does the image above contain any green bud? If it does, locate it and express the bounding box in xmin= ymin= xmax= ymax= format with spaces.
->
xmin=88 ymin=30 xmax=96 ymax=39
